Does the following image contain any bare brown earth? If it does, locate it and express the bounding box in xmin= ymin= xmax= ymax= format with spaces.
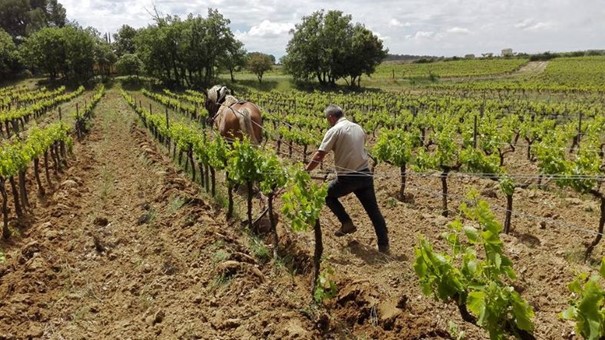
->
xmin=515 ymin=61 xmax=549 ymax=75
xmin=1 ymin=87 xmax=603 ymax=339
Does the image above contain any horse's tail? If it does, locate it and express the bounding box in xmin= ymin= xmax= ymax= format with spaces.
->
xmin=238 ymin=109 xmax=260 ymax=145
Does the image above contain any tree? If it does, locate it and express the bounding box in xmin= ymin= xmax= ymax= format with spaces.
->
xmin=221 ymin=40 xmax=246 ymax=82
xmin=246 ymin=52 xmax=273 ymax=83
xmin=20 ymin=26 xmax=66 ymax=79
xmin=112 ymin=24 xmax=137 ymax=57
xmin=115 ymin=53 xmax=143 ymax=77
xmin=0 ymin=0 xmax=66 ymax=42
xmin=342 ymin=24 xmax=388 ymax=87
xmin=0 ymin=0 xmax=31 ymax=41
xmin=135 ymin=9 xmax=243 ymax=87
xmin=21 ymin=25 xmax=97 ymax=82
xmin=283 ymin=10 xmax=387 ymax=87
xmin=94 ymin=40 xmax=117 ymax=76
xmin=63 ymin=26 xmax=96 ymax=82
xmin=46 ymin=0 xmax=66 ymax=28
xmin=0 ymin=28 xmax=21 ymax=79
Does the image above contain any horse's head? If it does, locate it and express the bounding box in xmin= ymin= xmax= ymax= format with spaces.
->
xmin=204 ymin=85 xmax=231 ymax=124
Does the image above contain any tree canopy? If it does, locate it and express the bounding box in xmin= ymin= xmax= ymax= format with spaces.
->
xmin=112 ymin=24 xmax=137 ymax=57
xmin=246 ymin=52 xmax=273 ymax=83
xmin=282 ymin=10 xmax=387 ymax=87
xmin=20 ymin=25 xmax=112 ymax=83
xmin=115 ymin=53 xmax=143 ymax=77
xmin=0 ymin=0 xmax=66 ymax=42
xmin=134 ymin=9 xmax=243 ymax=88
xmin=0 ymin=28 xmax=20 ymax=79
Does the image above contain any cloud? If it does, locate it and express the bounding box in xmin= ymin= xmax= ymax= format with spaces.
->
xmin=247 ymin=20 xmax=294 ymax=37
xmin=388 ymin=19 xmax=410 ymax=28
xmin=447 ymin=27 xmax=470 ymax=34
xmin=408 ymin=31 xmax=436 ymax=40
xmin=514 ymin=18 xmax=552 ymax=31
xmin=56 ymin=0 xmax=605 ymax=58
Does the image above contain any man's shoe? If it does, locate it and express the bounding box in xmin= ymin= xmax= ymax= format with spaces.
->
xmin=378 ymin=244 xmax=391 ymax=255
xmin=334 ymin=221 xmax=357 ymax=237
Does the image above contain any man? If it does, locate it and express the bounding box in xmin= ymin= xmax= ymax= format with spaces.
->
xmin=305 ymin=105 xmax=390 ymax=254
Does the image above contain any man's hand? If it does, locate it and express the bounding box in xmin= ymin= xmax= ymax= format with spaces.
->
xmin=305 ymin=150 xmax=327 ymax=172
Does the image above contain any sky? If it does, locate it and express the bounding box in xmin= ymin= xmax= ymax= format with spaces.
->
xmin=59 ymin=0 xmax=605 ymax=59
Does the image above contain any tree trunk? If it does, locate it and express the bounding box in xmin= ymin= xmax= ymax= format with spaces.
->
xmin=60 ymin=140 xmax=67 ymax=158
xmin=188 ymin=147 xmax=195 ymax=181
xmin=198 ymin=162 xmax=205 ymax=187
xmin=399 ymin=163 xmax=407 ymax=200
xmin=0 ymin=179 xmax=9 ymax=239
xmin=33 ymin=158 xmax=45 ymax=196
xmin=50 ymin=144 xmax=58 ymax=175
xmin=585 ymin=194 xmax=605 ymax=262
xmin=226 ymin=173 xmax=234 ymax=220
xmin=440 ymin=169 xmax=450 ymax=217
xmin=504 ymin=194 xmax=513 ymax=234
xmin=44 ymin=150 xmax=51 ymax=184
xmin=9 ymin=176 xmax=22 ymax=218
xmin=206 ymin=167 xmax=216 ymax=197
xmin=18 ymin=170 xmax=29 ymax=208
xmin=525 ymin=138 xmax=533 ymax=161
xmin=311 ymin=219 xmax=323 ymax=298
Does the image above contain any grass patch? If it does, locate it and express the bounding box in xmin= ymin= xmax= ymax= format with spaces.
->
xmin=210 ymin=240 xmax=230 ymax=264
xmin=99 ymin=166 xmax=114 ymax=202
xmin=208 ymin=273 xmax=232 ymax=292
xmin=212 ymin=249 xmax=230 ymax=264
xmin=167 ymin=195 xmax=186 ymax=215
xmin=248 ymin=234 xmax=270 ymax=264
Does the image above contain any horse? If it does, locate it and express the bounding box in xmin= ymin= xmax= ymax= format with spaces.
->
xmin=204 ymin=85 xmax=263 ymax=145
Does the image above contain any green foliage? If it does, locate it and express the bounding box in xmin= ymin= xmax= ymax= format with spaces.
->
xmin=94 ymin=40 xmax=117 ymax=77
xmin=115 ymin=53 xmax=144 ymax=77
xmin=313 ymin=264 xmax=338 ymax=303
xmin=0 ymin=122 xmax=72 ymax=179
xmin=112 ymin=24 xmax=137 ymax=57
xmin=21 ymin=25 xmax=98 ymax=82
xmin=281 ymin=168 xmax=327 ymax=232
xmin=0 ymin=28 xmax=21 ymax=78
xmin=535 ymin=126 xmax=601 ymax=194
xmin=373 ymin=128 xmax=419 ymax=167
xmin=499 ymin=175 xmax=515 ymax=196
xmin=0 ymin=0 xmax=66 ymax=42
xmin=562 ymin=257 xmax=605 ymax=340
xmin=20 ymin=26 xmax=65 ymax=79
xmin=226 ymin=138 xmax=263 ymax=185
xmin=221 ymin=40 xmax=246 ymax=82
xmin=460 ymin=148 xmax=501 ymax=176
xmin=246 ymin=52 xmax=273 ymax=83
xmin=283 ymin=10 xmax=387 ymax=87
xmin=414 ymin=123 xmax=461 ymax=172
xmin=375 ymin=58 xmax=528 ymax=79
xmin=257 ymin=151 xmax=288 ymax=195
xmin=414 ymin=193 xmax=534 ymax=339
xmin=135 ymin=9 xmax=243 ymax=87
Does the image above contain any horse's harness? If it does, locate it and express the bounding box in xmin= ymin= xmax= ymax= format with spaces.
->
xmin=208 ymin=97 xmax=249 ymax=125
xmin=210 ymin=91 xmax=248 ymax=124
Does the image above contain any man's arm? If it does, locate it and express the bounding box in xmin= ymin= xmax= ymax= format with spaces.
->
xmin=305 ymin=150 xmax=327 ymax=172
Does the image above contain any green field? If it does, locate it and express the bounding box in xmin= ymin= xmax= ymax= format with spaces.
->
xmin=373 ymin=58 xmax=528 ymax=79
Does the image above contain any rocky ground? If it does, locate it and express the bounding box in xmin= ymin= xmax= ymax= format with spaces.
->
xmin=1 ymin=87 xmax=602 ymax=339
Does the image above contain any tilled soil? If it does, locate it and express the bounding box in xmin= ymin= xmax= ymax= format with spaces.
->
xmin=1 ymin=88 xmax=603 ymax=339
